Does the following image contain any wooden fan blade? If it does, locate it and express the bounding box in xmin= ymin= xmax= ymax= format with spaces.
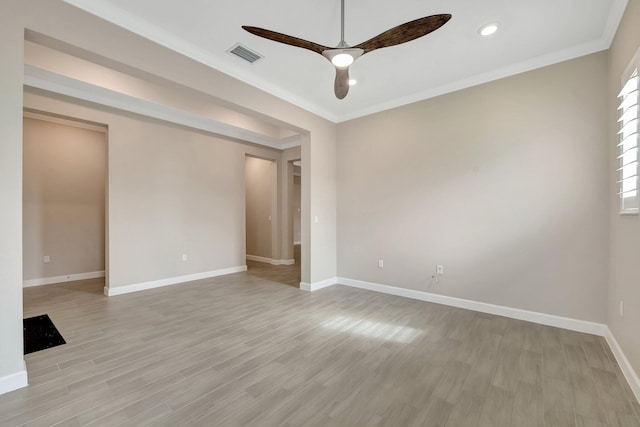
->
xmin=354 ymin=14 xmax=451 ymax=54
xmin=242 ymin=26 xmax=330 ymax=55
xmin=334 ymin=67 xmax=350 ymax=100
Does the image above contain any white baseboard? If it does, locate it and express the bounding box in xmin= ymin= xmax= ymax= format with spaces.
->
xmin=104 ymin=266 xmax=247 ymax=297
xmin=246 ymin=255 xmax=295 ymax=266
xmin=0 ymin=362 xmax=28 ymax=396
xmin=23 ymin=270 xmax=105 ymax=288
xmin=334 ymin=276 xmax=638 ymax=404
xmin=337 ymin=277 xmax=607 ymax=336
xmin=246 ymin=255 xmax=272 ymax=264
xmin=605 ymin=327 xmax=640 ymax=403
xmin=300 ymin=277 xmax=338 ymax=292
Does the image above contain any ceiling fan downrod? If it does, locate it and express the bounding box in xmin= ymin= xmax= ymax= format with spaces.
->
xmin=325 ymin=0 xmax=362 ymax=70
xmin=340 ymin=0 xmax=346 ymax=45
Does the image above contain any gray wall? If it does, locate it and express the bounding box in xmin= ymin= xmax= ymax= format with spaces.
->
xmin=337 ymin=52 xmax=610 ymax=323
xmin=23 ymin=116 xmax=106 ymax=281
xmin=608 ymin=0 xmax=640 ymax=379
xmin=245 ymin=156 xmax=274 ymax=259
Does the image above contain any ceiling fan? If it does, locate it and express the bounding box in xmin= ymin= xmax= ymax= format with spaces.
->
xmin=243 ymin=0 xmax=451 ymax=100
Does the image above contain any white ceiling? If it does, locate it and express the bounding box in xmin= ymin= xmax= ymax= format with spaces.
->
xmin=63 ymin=0 xmax=627 ymax=123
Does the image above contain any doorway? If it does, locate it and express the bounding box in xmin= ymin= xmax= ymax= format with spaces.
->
xmin=292 ymin=160 xmax=302 ymax=265
xmin=244 ymin=155 xmax=300 ymax=287
xmin=245 ymin=156 xmax=276 ymax=264
xmin=22 ymin=111 xmax=107 ymax=297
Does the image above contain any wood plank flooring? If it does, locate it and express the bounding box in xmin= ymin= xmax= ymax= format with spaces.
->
xmin=2 ymin=263 xmax=639 ymax=426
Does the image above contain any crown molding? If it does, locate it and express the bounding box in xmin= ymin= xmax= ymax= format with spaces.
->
xmin=336 ymin=38 xmax=610 ymax=122
xmin=63 ymin=0 xmax=628 ymax=124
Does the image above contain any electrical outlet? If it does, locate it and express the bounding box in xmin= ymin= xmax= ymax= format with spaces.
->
xmin=437 ymin=265 xmax=444 ymax=275
xmin=182 ymin=254 xmax=188 ymax=261
xmin=620 ymin=300 xmax=624 ymax=317
xmin=378 ymin=259 xmax=384 ymax=268
xmin=43 ymin=256 xmax=50 ymax=263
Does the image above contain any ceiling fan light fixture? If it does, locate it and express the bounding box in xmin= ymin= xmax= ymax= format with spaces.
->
xmin=479 ymin=23 xmax=499 ymax=37
xmin=348 ymin=79 xmax=357 ymax=86
xmin=331 ymin=53 xmax=354 ymax=67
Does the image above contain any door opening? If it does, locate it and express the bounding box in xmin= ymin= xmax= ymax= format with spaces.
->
xmin=22 ymin=111 xmax=108 ymax=312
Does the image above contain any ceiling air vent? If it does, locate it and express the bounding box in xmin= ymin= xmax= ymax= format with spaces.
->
xmin=228 ymin=43 xmax=263 ymax=64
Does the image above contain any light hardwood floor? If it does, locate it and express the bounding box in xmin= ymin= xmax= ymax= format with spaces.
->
xmin=2 ymin=264 xmax=639 ymax=426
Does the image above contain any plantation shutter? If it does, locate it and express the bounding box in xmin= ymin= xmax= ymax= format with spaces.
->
xmin=618 ymin=69 xmax=639 ymax=213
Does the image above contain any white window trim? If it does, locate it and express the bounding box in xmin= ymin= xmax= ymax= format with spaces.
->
xmin=618 ymin=48 xmax=640 ymax=215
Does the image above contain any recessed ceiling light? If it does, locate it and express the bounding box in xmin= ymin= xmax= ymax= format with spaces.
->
xmin=479 ymin=23 xmax=499 ymax=37
xmin=348 ymin=79 xmax=357 ymax=86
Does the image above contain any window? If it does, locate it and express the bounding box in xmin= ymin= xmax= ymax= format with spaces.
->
xmin=618 ymin=57 xmax=639 ymax=214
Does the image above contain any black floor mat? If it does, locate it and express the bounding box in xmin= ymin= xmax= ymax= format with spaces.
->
xmin=23 ymin=314 xmax=66 ymax=355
